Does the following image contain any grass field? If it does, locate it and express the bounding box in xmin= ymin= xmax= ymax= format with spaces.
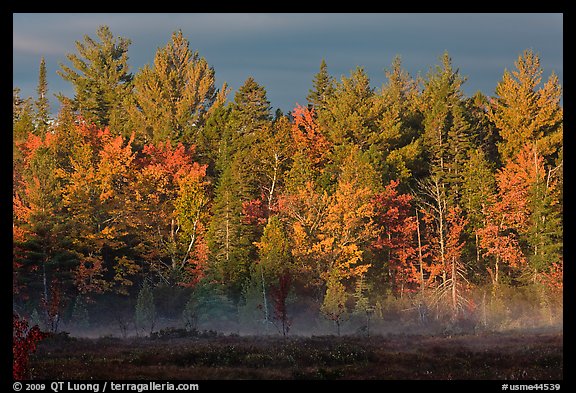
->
xmin=28 ymin=330 xmax=562 ymax=380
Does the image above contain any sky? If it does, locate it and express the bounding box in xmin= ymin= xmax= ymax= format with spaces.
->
xmin=13 ymin=13 xmax=563 ymax=116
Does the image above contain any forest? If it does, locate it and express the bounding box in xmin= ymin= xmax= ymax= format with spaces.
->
xmin=13 ymin=25 xmax=563 ymax=361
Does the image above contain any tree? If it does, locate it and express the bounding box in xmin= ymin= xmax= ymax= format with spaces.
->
xmin=57 ymin=25 xmax=133 ymax=133
xmin=206 ymin=164 xmax=255 ymax=300
xmin=415 ymin=176 xmax=448 ymax=286
xmin=230 ymin=76 xmax=272 ymax=135
xmin=129 ymin=30 xmax=228 ymax=145
xmin=307 ymin=58 xmax=335 ymax=111
xmin=270 ymin=270 xmax=292 ymax=336
xmin=130 ymin=141 xmax=209 ymax=287
xmin=480 ymin=144 xmax=562 ymax=284
xmin=460 ymin=150 xmax=496 ymax=268
xmin=432 ymin=206 xmax=471 ymax=319
xmin=420 ymin=52 xmax=471 ymax=205
xmin=372 ymin=180 xmax=420 ymax=295
xmin=13 ymin=128 xmax=76 ymax=328
xmin=285 ymin=105 xmax=332 ymax=193
xmin=321 ymin=270 xmax=348 ymax=336
xmin=374 ymin=56 xmax=423 ymax=185
xmin=13 ymin=313 xmax=47 ymax=379
xmin=319 ymin=66 xmax=379 ymax=149
xmin=34 ymin=57 xmax=51 ymax=137
xmin=57 ymin=123 xmax=137 ymax=295
xmin=135 ymin=281 xmax=156 ymax=336
xmin=488 ymin=49 xmax=562 ymax=165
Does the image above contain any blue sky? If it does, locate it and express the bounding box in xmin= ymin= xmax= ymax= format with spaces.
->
xmin=13 ymin=13 xmax=563 ymax=115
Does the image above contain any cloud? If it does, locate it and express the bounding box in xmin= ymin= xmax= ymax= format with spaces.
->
xmin=13 ymin=33 xmax=71 ymax=56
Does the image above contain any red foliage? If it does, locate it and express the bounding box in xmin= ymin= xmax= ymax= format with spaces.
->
xmin=291 ymin=105 xmax=331 ymax=166
xmin=270 ymin=271 xmax=292 ymax=336
xmin=241 ymin=197 xmax=268 ymax=226
xmin=140 ymin=141 xmax=198 ymax=183
xmin=540 ymin=259 xmax=563 ymax=296
xmin=13 ymin=313 xmax=47 ymax=380
xmin=372 ymin=180 xmax=420 ymax=291
xmin=41 ymin=280 xmax=63 ymax=333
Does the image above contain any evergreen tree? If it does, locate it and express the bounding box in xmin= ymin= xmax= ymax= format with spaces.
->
xmin=230 ymin=77 xmax=272 ymax=135
xmin=57 ymin=25 xmax=133 ymax=134
xmin=488 ymin=49 xmax=562 ymax=166
xmin=465 ymin=91 xmax=501 ymax=167
xmin=206 ymin=165 xmax=254 ymax=301
xmin=135 ymin=281 xmax=156 ymax=335
xmin=320 ymin=66 xmax=378 ymax=149
xmin=130 ymin=30 xmax=228 ymax=146
xmin=460 ymin=149 xmax=496 ymax=269
xmin=374 ymin=56 xmax=424 ymax=186
xmin=196 ymin=103 xmax=233 ymax=176
xmin=307 ymin=58 xmax=335 ymax=111
xmin=420 ymin=52 xmax=471 ymax=205
xmin=34 ymin=57 xmax=50 ymax=137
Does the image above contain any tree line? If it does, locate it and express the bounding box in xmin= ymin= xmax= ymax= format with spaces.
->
xmin=13 ymin=26 xmax=563 ymax=335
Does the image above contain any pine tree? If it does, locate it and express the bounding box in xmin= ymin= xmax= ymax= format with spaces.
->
xmin=230 ymin=77 xmax=272 ymax=135
xmin=375 ymin=56 xmax=423 ymax=185
xmin=320 ymin=66 xmax=378 ymax=149
xmin=130 ymin=30 xmax=228 ymax=146
xmin=420 ymin=52 xmax=471 ymax=205
xmin=460 ymin=149 xmax=496 ymax=269
xmin=307 ymin=58 xmax=335 ymax=111
xmin=488 ymin=50 xmax=562 ymax=166
xmin=135 ymin=281 xmax=156 ymax=335
xmin=57 ymin=25 xmax=133 ymax=133
xmin=34 ymin=57 xmax=50 ymax=137
xmin=206 ymin=165 xmax=254 ymax=301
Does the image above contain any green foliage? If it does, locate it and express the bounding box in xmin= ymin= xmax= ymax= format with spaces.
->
xmin=57 ymin=25 xmax=133 ymax=133
xmin=307 ymin=58 xmax=335 ymax=111
xmin=135 ymin=281 xmax=156 ymax=335
xmin=183 ymin=278 xmax=236 ymax=331
xmin=35 ymin=57 xmax=50 ymax=137
xmin=230 ymin=77 xmax=272 ymax=135
xmin=237 ymin=271 xmax=269 ymax=334
xmin=129 ymin=30 xmax=228 ymax=146
xmin=320 ymin=66 xmax=377 ymax=149
xmin=320 ymin=271 xmax=349 ymax=336
xmin=71 ymin=295 xmax=90 ymax=329
xmin=488 ymin=49 xmax=562 ymax=166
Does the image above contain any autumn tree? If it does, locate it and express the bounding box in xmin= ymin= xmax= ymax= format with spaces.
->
xmin=480 ymin=144 xmax=561 ymax=286
xmin=129 ymin=30 xmax=228 ymax=146
xmin=57 ymin=123 xmax=138 ymax=295
xmin=432 ymin=206 xmax=471 ymax=319
xmin=285 ymin=105 xmax=332 ymax=193
xmin=270 ymin=270 xmax=292 ymax=336
xmin=488 ymin=49 xmax=562 ymax=166
xmin=371 ymin=180 xmax=419 ymax=295
xmin=321 ymin=270 xmax=348 ymax=336
xmin=130 ymin=141 xmax=209 ymax=287
xmin=13 ymin=128 xmax=76 ymax=328
xmin=280 ymin=145 xmax=378 ymax=311
xmin=57 ymin=25 xmax=133 ymax=134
